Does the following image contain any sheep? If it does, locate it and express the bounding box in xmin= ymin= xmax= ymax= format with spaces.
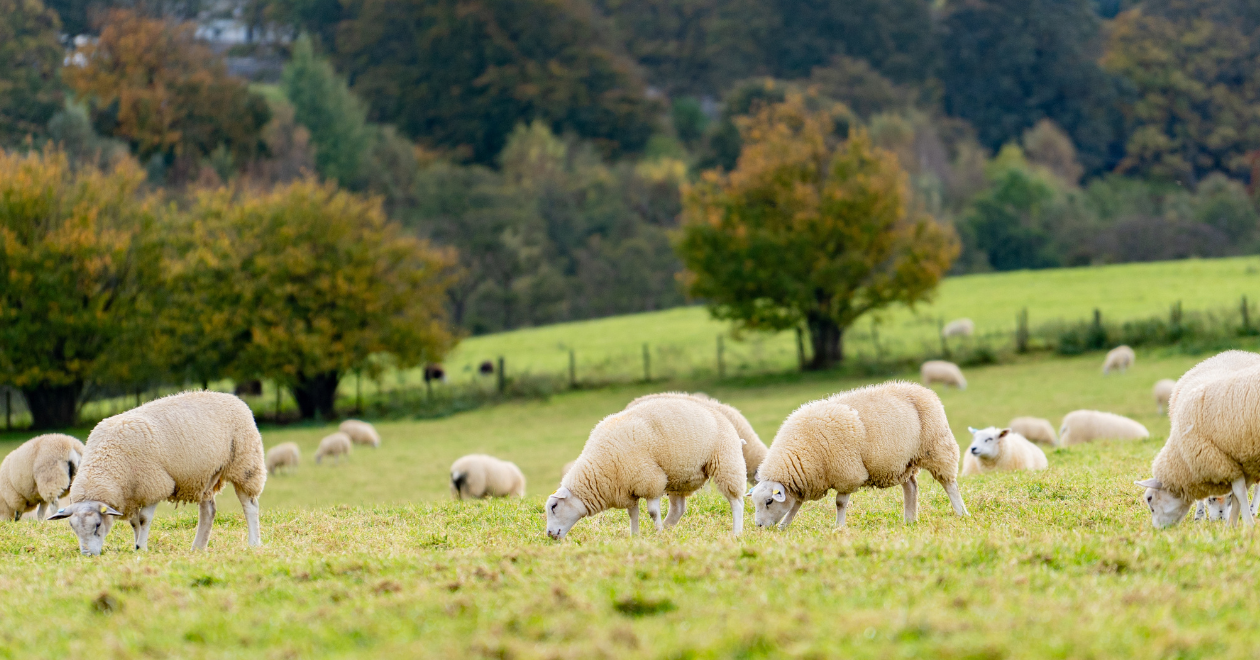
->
xmin=1008 ymin=416 xmax=1058 ymax=446
xmin=1153 ymin=378 xmax=1176 ymax=414
xmin=545 ymin=397 xmax=746 ymax=540
xmin=49 ymin=391 xmax=265 ymax=555
xmin=1058 ymin=410 xmax=1149 ymax=445
xmin=750 ymin=381 xmax=967 ymax=530
xmin=942 ymin=318 xmax=975 ymax=339
xmin=450 ymin=454 xmax=526 ymax=499
xmin=1136 ymin=350 xmax=1260 ymax=528
xmin=627 ymin=391 xmax=767 ymax=482
xmin=265 ymin=442 xmax=301 ymax=475
xmin=339 ymin=419 xmax=380 ymax=448
xmin=1102 ymin=345 xmax=1135 ymax=375
xmin=960 ymin=427 xmax=1048 ymax=476
xmin=0 ymin=433 xmax=85 ymax=522
xmin=921 ymin=360 xmax=967 ymax=390
xmin=315 ymin=432 xmax=353 ymax=464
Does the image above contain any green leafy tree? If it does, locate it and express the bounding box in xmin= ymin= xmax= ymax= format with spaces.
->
xmin=281 ymin=35 xmax=373 ymax=187
xmin=0 ymin=0 xmax=64 ymax=146
xmin=959 ymin=145 xmax=1062 ymax=272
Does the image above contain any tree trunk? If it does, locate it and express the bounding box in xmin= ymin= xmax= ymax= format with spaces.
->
xmin=806 ymin=315 xmax=844 ymax=370
xmin=22 ymin=383 xmax=81 ymax=429
xmin=291 ymin=371 xmax=340 ymax=420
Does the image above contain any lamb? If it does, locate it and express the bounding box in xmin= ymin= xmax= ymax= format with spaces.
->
xmin=942 ymin=318 xmax=975 ymax=338
xmin=960 ymin=427 xmax=1048 ymax=476
xmin=1153 ymin=379 xmax=1176 ymax=414
xmin=1102 ymin=345 xmax=1135 ymax=375
xmin=749 ymin=381 xmax=967 ymax=530
xmin=1136 ymin=350 xmax=1260 ymax=528
xmin=315 ymin=432 xmax=352 ymax=464
xmin=265 ymin=442 xmax=300 ymax=474
xmin=0 ymin=433 xmax=85 ymax=521
xmin=1008 ymin=416 xmax=1058 ymax=446
xmin=450 ymin=454 xmax=526 ymax=499
xmin=49 ymin=391 xmax=265 ymax=555
xmin=627 ymin=391 xmax=767 ymax=482
xmin=545 ymin=397 xmax=746 ymax=540
xmin=920 ymin=360 xmax=967 ymax=390
xmin=339 ymin=419 xmax=380 ymax=448
xmin=1058 ymin=410 xmax=1149 ymax=445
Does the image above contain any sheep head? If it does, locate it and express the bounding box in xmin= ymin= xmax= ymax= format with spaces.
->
xmin=750 ymin=480 xmax=795 ymax=528
xmin=48 ymin=501 xmax=124 ymax=556
xmin=1135 ymin=478 xmax=1192 ymax=528
xmin=967 ymin=426 xmax=1008 ymax=461
xmin=545 ymin=486 xmax=588 ymax=540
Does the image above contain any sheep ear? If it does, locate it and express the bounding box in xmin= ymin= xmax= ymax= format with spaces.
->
xmin=47 ymin=508 xmax=72 ymax=520
xmin=100 ymin=504 xmax=124 ymax=517
xmin=553 ymin=486 xmax=571 ymax=500
xmin=998 ymin=429 xmax=1009 ymax=438
xmin=967 ymin=427 xmax=978 ymax=434
xmin=745 ymin=487 xmax=754 ymax=497
xmin=771 ymin=486 xmax=786 ymax=502
xmin=1135 ymin=478 xmax=1163 ymax=490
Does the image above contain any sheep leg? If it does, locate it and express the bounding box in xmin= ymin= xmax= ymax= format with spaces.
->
xmin=1231 ymin=477 xmax=1254 ymax=527
xmin=130 ymin=503 xmax=158 ymax=551
xmin=628 ymin=501 xmax=640 ymax=536
xmin=645 ymin=497 xmax=663 ymax=531
xmin=727 ymin=493 xmax=743 ymax=536
xmin=192 ymin=499 xmax=216 ymax=550
xmin=1252 ymin=484 xmax=1260 ymax=517
xmin=778 ymin=500 xmax=803 ymax=529
xmin=943 ymin=481 xmax=969 ymax=516
xmin=236 ymin=487 xmax=262 ymax=547
xmin=835 ymin=493 xmax=851 ymax=528
xmin=34 ymin=501 xmax=49 ymax=521
xmin=663 ymin=494 xmax=687 ymax=528
xmin=902 ymin=474 xmax=919 ymax=524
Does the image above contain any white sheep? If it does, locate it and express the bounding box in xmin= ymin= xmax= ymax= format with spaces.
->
xmin=1153 ymin=378 xmax=1176 ymax=414
xmin=266 ymin=442 xmax=301 ymax=474
xmin=1058 ymin=410 xmax=1149 ymax=445
xmin=315 ymin=432 xmax=353 ymax=464
xmin=0 ymin=433 xmax=85 ymax=521
xmin=545 ymin=397 xmax=746 ymax=540
xmin=921 ymin=360 xmax=967 ymax=390
xmin=450 ymin=454 xmax=526 ymax=499
xmin=960 ymin=427 xmax=1048 ymax=476
xmin=1102 ymin=345 xmax=1135 ymax=375
xmin=627 ymin=391 xmax=767 ymax=483
xmin=50 ymin=391 xmax=265 ymax=555
xmin=750 ymin=381 xmax=967 ymax=530
xmin=1008 ymin=416 xmax=1058 ymax=446
xmin=942 ymin=318 xmax=975 ymax=338
xmin=339 ymin=419 xmax=380 ymax=447
xmin=1136 ymin=350 xmax=1260 ymax=528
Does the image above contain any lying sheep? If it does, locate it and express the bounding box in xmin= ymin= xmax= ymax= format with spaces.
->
xmin=750 ymin=381 xmax=967 ymax=530
xmin=1008 ymin=416 xmax=1058 ymax=446
xmin=921 ymin=360 xmax=967 ymax=390
xmin=960 ymin=427 xmax=1047 ymax=476
xmin=1153 ymin=379 xmax=1176 ymax=414
xmin=1058 ymin=410 xmax=1149 ymax=445
xmin=339 ymin=419 xmax=380 ymax=448
xmin=450 ymin=454 xmax=526 ymax=499
xmin=546 ymin=397 xmax=746 ymax=540
xmin=627 ymin=391 xmax=767 ymax=483
xmin=942 ymin=318 xmax=974 ymax=339
xmin=1102 ymin=345 xmax=1135 ymax=375
xmin=266 ymin=442 xmax=301 ymax=474
xmin=50 ymin=391 xmax=265 ymax=555
xmin=1137 ymin=350 xmax=1260 ymax=528
xmin=315 ymin=432 xmax=352 ymax=464
xmin=0 ymin=434 xmax=85 ymax=522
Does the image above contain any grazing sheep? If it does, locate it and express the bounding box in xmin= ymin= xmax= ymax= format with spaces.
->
xmin=942 ymin=318 xmax=975 ymax=338
xmin=339 ymin=419 xmax=380 ymax=447
xmin=921 ymin=360 xmax=967 ymax=390
xmin=50 ymin=391 xmax=265 ymax=555
xmin=560 ymin=460 xmax=576 ymax=479
xmin=315 ymin=432 xmax=352 ymax=464
xmin=627 ymin=391 xmax=767 ymax=482
xmin=1136 ymin=350 xmax=1260 ymax=528
xmin=1008 ymin=416 xmax=1058 ymax=446
xmin=265 ymin=442 xmax=301 ymax=475
xmin=0 ymin=433 xmax=85 ymax=522
xmin=545 ymin=397 xmax=746 ymax=540
xmin=1153 ymin=379 xmax=1176 ymax=414
xmin=450 ymin=454 xmax=526 ymax=499
xmin=750 ymin=381 xmax=967 ymax=530
xmin=960 ymin=427 xmax=1048 ymax=476
xmin=1058 ymin=410 xmax=1149 ymax=445
xmin=1102 ymin=345 xmax=1135 ymax=375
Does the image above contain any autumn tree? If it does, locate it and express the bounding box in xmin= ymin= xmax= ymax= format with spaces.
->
xmin=0 ymin=0 xmax=64 ymax=146
xmin=678 ymin=95 xmax=958 ymax=369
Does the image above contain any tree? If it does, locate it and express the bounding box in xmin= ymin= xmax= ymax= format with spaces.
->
xmin=959 ymin=145 xmax=1062 ymax=271
xmin=0 ymin=0 xmax=64 ymax=146
xmin=281 ymin=35 xmax=373 ymax=187
xmin=678 ymin=95 xmax=958 ymax=370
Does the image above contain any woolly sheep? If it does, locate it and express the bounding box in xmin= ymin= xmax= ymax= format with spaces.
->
xmin=960 ymin=427 xmax=1048 ymax=476
xmin=1102 ymin=345 xmax=1135 ymax=375
xmin=545 ymin=397 xmax=746 ymax=540
xmin=50 ymin=391 xmax=265 ymax=555
xmin=1153 ymin=379 xmax=1176 ymax=414
xmin=266 ymin=442 xmax=300 ymax=474
xmin=315 ymin=432 xmax=352 ymax=464
xmin=1008 ymin=416 xmax=1058 ymax=446
xmin=339 ymin=419 xmax=380 ymax=448
xmin=1136 ymin=350 xmax=1260 ymax=528
xmin=750 ymin=381 xmax=967 ymax=530
xmin=921 ymin=360 xmax=967 ymax=390
xmin=450 ymin=454 xmax=526 ymax=499
xmin=627 ymin=391 xmax=767 ymax=482
xmin=1058 ymin=410 xmax=1149 ymax=446
xmin=0 ymin=434 xmax=85 ymax=522
xmin=942 ymin=318 xmax=974 ymax=339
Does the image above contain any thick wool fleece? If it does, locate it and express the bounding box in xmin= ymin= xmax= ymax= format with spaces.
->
xmin=450 ymin=454 xmax=526 ymax=499
xmin=562 ymin=397 xmax=746 ymax=514
xmin=70 ymin=392 xmax=265 ymax=516
xmin=1059 ymin=410 xmax=1149 ymax=445
xmin=961 ymin=432 xmax=1048 ymax=476
xmin=0 ymin=434 xmax=85 ymax=519
xmin=266 ymin=442 xmax=300 ymax=473
xmin=627 ymin=392 xmax=768 ymax=481
xmin=339 ymin=420 xmax=380 ymax=447
xmin=1151 ymin=351 xmax=1260 ymax=501
xmin=758 ymin=381 xmax=960 ymax=502
xmin=1009 ymin=417 xmax=1057 ymax=446
xmin=921 ymin=361 xmax=966 ymax=389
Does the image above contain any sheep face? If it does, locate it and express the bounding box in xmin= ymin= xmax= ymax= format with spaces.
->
xmin=47 ymin=501 xmax=124 ymax=555
xmin=545 ymin=486 xmax=588 ymax=540
xmin=967 ymin=426 xmax=1008 ymax=461
xmin=750 ymin=481 xmax=794 ymax=528
xmin=1135 ymin=478 xmax=1192 ymax=528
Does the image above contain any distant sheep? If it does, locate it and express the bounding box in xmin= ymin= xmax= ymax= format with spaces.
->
xmin=266 ymin=442 xmax=301 ymax=474
xmin=1058 ymin=410 xmax=1149 ymax=446
xmin=1008 ymin=417 xmax=1057 ymax=446
xmin=0 ymin=433 xmax=85 ymax=522
xmin=921 ymin=360 xmax=967 ymax=390
xmin=1153 ymin=379 xmax=1176 ymax=414
xmin=339 ymin=420 xmax=380 ymax=448
xmin=627 ymin=391 xmax=767 ymax=482
xmin=450 ymin=454 xmax=526 ymax=499
xmin=942 ymin=318 xmax=974 ymax=339
xmin=1102 ymin=345 xmax=1135 ymax=375
xmin=960 ymin=427 xmax=1048 ymax=476
xmin=315 ymin=432 xmax=353 ymax=464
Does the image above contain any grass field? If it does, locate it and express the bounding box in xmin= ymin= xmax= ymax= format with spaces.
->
xmin=3 ymin=345 xmax=1259 ymax=658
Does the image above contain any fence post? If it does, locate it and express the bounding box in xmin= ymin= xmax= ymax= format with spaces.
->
xmin=1016 ymin=307 xmax=1029 ymax=353
xmin=497 ymin=356 xmax=505 ymax=394
xmin=1243 ymin=295 xmax=1251 ymax=334
xmin=642 ymin=343 xmax=651 ymax=382
xmin=796 ymin=327 xmax=806 ymax=371
xmin=716 ymin=335 xmax=725 ymax=379
xmin=4 ymin=389 xmax=9 ymax=431
xmin=569 ymin=349 xmax=576 ymax=389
